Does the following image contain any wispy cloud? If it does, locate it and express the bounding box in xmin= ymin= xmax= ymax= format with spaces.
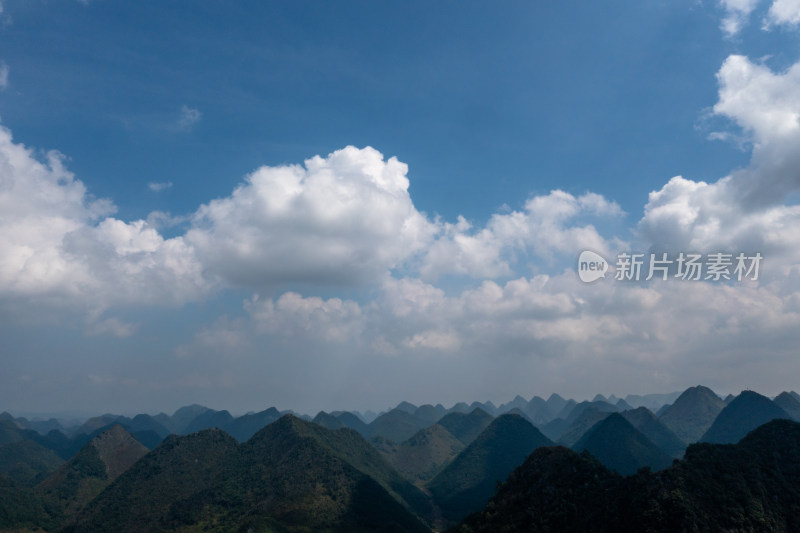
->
xmin=178 ymin=105 xmax=202 ymax=131
xmin=764 ymin=0 xmax=800 ymax=28
xmin=86 ymin=317 xmax=138 ymax=338
xmin=719 ymin=0 xmax=760 ymax=36
xmin=0 ymin=61 xmax=8 ymax=90
xmin=148 ymin=181 xmax=173 ymax=192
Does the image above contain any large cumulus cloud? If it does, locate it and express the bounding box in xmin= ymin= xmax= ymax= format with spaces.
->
xmin=0 ymin=125 xmax=210 ymax=323
xmin=186 ymin=146 xmax=437 ymax=287
xmin=639 ymin=55 xmax=800 ymax=274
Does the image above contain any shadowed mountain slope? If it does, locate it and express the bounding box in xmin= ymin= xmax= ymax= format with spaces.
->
xmin=621 ymin=407 xmax=686 ymax=458
xmin=379 ymin=424 xmax=464 ymax=485
xmin=68 ymin=415 xmax=432 ymax=532
xmin=428 ymin=414 xmax=552 ymax=523
xmin=452 ymin=419 xmax=800 ymax=533
xmin=573 ymin=413 xmax=674 ymax=475
xmin=37 ymin=425 xmax=148 ymax=516
xmin=701 ymin=390 xmax=791 ymax=444
xmin=659 ymin=385 xmax=725 ymax=444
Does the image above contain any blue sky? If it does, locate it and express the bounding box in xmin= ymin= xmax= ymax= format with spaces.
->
xmin=2 ymin=0 xmax=800 ymax=416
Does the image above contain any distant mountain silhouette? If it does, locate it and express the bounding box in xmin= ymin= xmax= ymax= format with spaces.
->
xmin=498 ymin=395 xmax=528 ymax=413
xmin=379 ymin=424 xmax=464 ymax=484
xmin=615 ymin=398 xmax=634 ymax=411
xmin=564 ymin=400 xmax=618 ymax=424
xmin=181 ymin=409 xmax=234 ymax=435
xmin=469 ymin=400 xmax=499 ymax=417
xmin=557 ymin=406 xmax=614 ymax=447
xmin=555 ymin=398 xmax=578 ymax=419
xmin=0 ymin=420 xmax=64 ymax=486
xmin=414 ymin=404 xmax=446 ymax=424
xmin=546 ymin=393 xmax=568 ymax=414
xmin=701 ymin=390 xmax=791 ymax=444
xmin=74 ymin=414 xmax=122 ymax=436
xmin=395 ymin=401 xmax=418 ymax=414
xmin=334 ymin=411 xmax=371 ymax=437
xmin=538 ymin=416 xmax=569 ymax=442
xmin=225 ymin=406 xmax=281 ymax=442
xmin=449 ymin=402 xmax=471 ymax=414
xmin=659 ymin=385 xmax=725 ymax=444
xmin=126 ymin=414 xmax=170 ymax=439
xmin=523 ymin=396 xmax=555 ymax=424
xmin=435 ymin=407 xmax=494 ymax=445
xmin=623 ymin=391 xmax=682 ymax=411
xmin=428 ymin=413 xmax=552 ymax=522
xmin=505 ymin=407 xmax=533 ymax=423
xmin=368 ymin=408 xmax=430 ymax=443
xmin=621 ymin=407 xmax=686 ymax=458
xmin=573 ymin=413 xmax=673 ymax=475
xmin=313 ymin=410 xmax=346 ymax=430
xmin=167 ymin=404 xmax=212 ymax=434
xmin=12 ymin=417 xmax=63 ymax=436
xmin=774 ymin=391 xmax=800 ymax=421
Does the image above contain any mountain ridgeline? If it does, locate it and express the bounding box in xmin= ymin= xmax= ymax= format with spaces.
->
xmin=1 ymin=386 xmax=799 ymax=531
xmin=428 ymin=414 xmax=554 ymax=522
xmin=452 ymin=419 xmax=800 ymax=532
xmin=67 ymin=416 xmax=433 ymax=532
xmin=572 ymin=413 xmax=674 ymax=476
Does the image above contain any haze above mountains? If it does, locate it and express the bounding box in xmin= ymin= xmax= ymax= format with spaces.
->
xmin=1 ymin=385 xmax=799 ymax=532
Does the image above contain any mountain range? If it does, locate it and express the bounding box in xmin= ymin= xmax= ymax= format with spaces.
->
xmin=428 ymin=414 xmax=553 ymax=522
xmin=1 ymin=385 xmax=798 ymax=531
xmin=453 ymin=418 xmax=800 ymax=532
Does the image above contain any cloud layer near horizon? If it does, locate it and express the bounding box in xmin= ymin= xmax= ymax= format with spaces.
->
xmin=3 ymin=47 xmax=800 ymax=411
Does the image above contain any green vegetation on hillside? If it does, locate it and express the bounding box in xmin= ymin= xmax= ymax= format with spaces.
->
xmin=572 ymin=413 xmax=674 ymax=475
xmin=435 ymin=408 xmax=493 ymax=445
xmin=37 ymin=425 xmax=148 ymax=517
xmin=66 ymin=416 xmax=432 ymax=532
xmin=428 ymin=414 xmax=553 ymax=523
xmin=701 ymin=390 xmax=790 ymax=444
xmin=659 ymin=385 xmax=725 ymax=444
xmin=452 ymin=419 xmax=800 ymax=533
xmin=379 ymin=424 xmax=465 ymax=484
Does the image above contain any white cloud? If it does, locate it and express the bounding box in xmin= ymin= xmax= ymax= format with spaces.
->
xmin=719 ymin=0 xmax=761 ymax=36
xmin=639 ymin=54 xmax=800 ymax=276
xmin=245 ymin=292 xmax=364 ymax=343
xmin=764 ymin=0 xmax=800 ymax=27
xmin=176 ymin=48 xmax=800 ymax=393
xmin=714 ymin=55 xmax=800 ymax=148
xmin=0 ymin=61 xmax=8 ymax=90
xmin=147 ymin=181 xmax=173 ymax=192
xmin=420 ymin=190 xmax=623 ymax=280
xmin=0 ymin=124 xmax=213 ymax=319
xmin=86 ymin=317 xmax=138 ymax=338
xmin=180 ymin=269 xmax=800 ymax=403
xmin=178 ymin=105 xmax=201 ymax=130
xmin=186 ymin=145 xmax=437 ymax=287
